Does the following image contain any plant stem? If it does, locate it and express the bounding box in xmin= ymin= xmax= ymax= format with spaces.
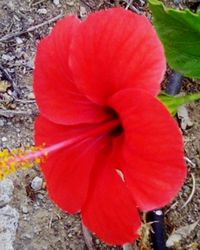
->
xmin=148 ymin=70 xmax=183 ymax=250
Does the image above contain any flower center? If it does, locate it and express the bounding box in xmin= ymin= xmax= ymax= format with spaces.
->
xmin=105 ymin=107 xmax=123 ymax=137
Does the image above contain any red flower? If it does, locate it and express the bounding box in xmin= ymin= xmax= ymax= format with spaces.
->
xmin=34 ymin=8 xmax=186 ymax=245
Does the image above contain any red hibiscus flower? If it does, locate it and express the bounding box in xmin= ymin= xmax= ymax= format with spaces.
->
xmin=34 ymin=8 xmax=186 ymax=245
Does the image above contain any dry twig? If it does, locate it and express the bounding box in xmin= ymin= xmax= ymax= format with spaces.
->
xmin=30 ymin=0 xmax=47 ymax=7
xmin=0 ymin=109 xmax=35 ymax=117
xmin=165 ymin=201 xmax=178 ymax=214
xmin=184 ymin=156 xmax=196 ymax=167
xmin=125 ymin=0 xmax=134 ymax=9
xmin=123 ymin=0 xmax=140 ymax=13
xmin=82 ymin=222 xmax=96 ymax=250
xmin=0 ymin=13 xmax=63 ymax=42
xmin=181 ymin=173 xmax=196 ymax=209
xmin=13 ymin=98 xmax=35 ymax=104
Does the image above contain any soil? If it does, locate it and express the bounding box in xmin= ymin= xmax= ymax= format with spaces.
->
xmin=0 ymin=0 xmax=199 ymax=250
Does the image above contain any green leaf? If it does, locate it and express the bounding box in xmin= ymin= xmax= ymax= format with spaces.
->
xmin=158 ymin=92 xmax=200 ymax=115
xmin=149 ymin=0 xmax=200 ymax=78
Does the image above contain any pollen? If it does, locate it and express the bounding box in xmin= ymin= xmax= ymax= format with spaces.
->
xmin=0 ymin=145 xmax=47 ymax=180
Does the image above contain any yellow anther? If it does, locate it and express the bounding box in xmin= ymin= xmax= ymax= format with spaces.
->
xmin=0 ymin=145 xmax=46 ymax=180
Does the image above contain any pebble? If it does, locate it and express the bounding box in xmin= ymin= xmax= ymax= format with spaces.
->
xmin=173 ymin=0 xmax=182 ymax=4
xmin=0 ymin=179 xmax=14 ymax=207
xmin=27 ymin=92 xmax=35 ymax=100
xmin=2 ymin=136 xmax=8 ymax=142
xmin=7 ymin=1 xmax=15 ymax=10
xmin=42 ymin=245 xmax=48 ymax=250
xmin=27 ymin=58 xmax=34 ymax=69
xmin=15 ymin=37 xmax=23 ymax=44
xmin=0 ymin=119 xmax=4 ymax=127
xmin=2 ymin=54 xmax=15 ymax=61
xmin=23 ymin=216 xmax=30 ymax=222
xmin=28 ymin=17 xmax=34 ymax=25
xmin=0 ymin=232 xmax=13 ymax=250
xmin=0 ymin=205 xmax=19 ymax=250
xmin=21 ymin=205 xmax=28 ymax=214
xmin=53 ymin=0 xmax=60 ymax=5
xmin=95 ymin=239 xmax=100 ymax=244
xmin=22 ymin=233 xmax=32 ymax=239
xmin=66 ymin=0 xmax=74 ymax=6
xmin=37 ymin=8 xmax=47 ymax=14
xmin=79 ymin=6 xmax=87 ymax=19
xmin=68 ymin=233 xmax=73 ymax=238
xmin=31 ymin=176 xmax=43 ymax=191
xmin=37 ymin=193 xmax=44 ymax=200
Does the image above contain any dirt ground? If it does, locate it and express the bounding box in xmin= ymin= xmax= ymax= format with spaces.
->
xmin=0 ymin=0 xmax=199 ymax=250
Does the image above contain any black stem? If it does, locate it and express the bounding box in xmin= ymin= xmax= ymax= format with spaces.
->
xmin=148 ymin=70 xmax=183 ymax=250
xmin=166 ymin=70 xmax=183 ymax=96
xmin=148 ymin=210 xmax=167 ymax=250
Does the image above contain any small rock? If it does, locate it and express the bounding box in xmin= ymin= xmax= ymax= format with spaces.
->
xmin=80 ymin=6 xmax=87 ymax=19
xmin=1 ymin=137 xmax=8 ymax=142
xmin=27 ymin=92 xmax=35 ymax=100
xmin=173 ymin=0 xmax=182 ymax=4
xmin=23 ymin=216 xmax=30 ymax=222
xmin=15 ymin=37 xmax=23 ymax=44
xmin=66 ymin=0 xmax=74 ymax=6
xmin=42 ymin=245 xmax=48 ymax=250
xmin=38 ymin=8 xmax=47 ymax=14
xmin=21 ymin=205 xmax=28 ymax=214
xmin=0 ymin=80 xmax=11 ymax=92
xmin=95 ymin=239 xmax=100 ymax=244
xmin=0 ymin=119 xmax=4 ymax=127
xmin=7 ymin=1 xmax=15 ymax=10
xmin=68 ymin=233 xmax=73 ymax=238
xmin=28 ymin=17 xmax=34 ymax=24
xmin=0 ymin=205 xmax=19 ymax=250
xmin=139 ymin=0 xmax=145 ymax=6
xmin=37 ymin=193 xmax=44 ymax=200
xmin=0 ymin=231 xmax=13 ymax=250
xmin=53 ymin=0 xmax=60 ymax=5
xmin=177 ymin=105 xmax=193 ymax=130
xmin=22 ymin=233 xmax=32 ymax=239
xmin=2 ymin=54 xmax=15 ymax=61
xmin=0 ymin=179 xmax=14 ymax=207
xmin=27 ymin=58 xmax=34 ymax=69
xmin=33 ymin=203 xmax=40 ymax=210
xmin=31 ymin=176 xmax=43 ymax=191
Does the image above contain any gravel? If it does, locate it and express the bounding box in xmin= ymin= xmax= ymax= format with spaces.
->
xmin=0 ymin=179 xmax=14 ymax=207
xmin=31 ymin=176 xmax=43 ymax=191
xmin=0 ymin=205 xmax=19 ymax=250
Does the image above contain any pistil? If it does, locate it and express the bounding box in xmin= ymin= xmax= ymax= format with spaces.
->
xmin=0 ymin=118 xmax=120 ymax=180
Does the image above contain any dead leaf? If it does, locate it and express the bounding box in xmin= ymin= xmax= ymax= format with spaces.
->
xmin=177 ymin=105 xmax=193 ymax=130
xmin=187 ymin=242 xmax=199 ymax=250
xmin=166 ymin=221 xmax=199 ymax=247
xmin=0 ymin=80 xmax=11 ymax=92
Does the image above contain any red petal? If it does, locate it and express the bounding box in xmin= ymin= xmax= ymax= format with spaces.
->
xmin=34 ymin=16 xmax=109 ymax=125
xmin=70 ymin=8 xmax=166 ymax=105
xmin=82 ymin=141 xmax=140 ymax=245
xmin=109 ymin=89 xmax=186 ymax=211
xmin=34 ymin=115 xmax=109 ymax=213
